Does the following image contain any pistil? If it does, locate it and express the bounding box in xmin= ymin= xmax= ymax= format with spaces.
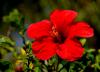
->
xmin=51 ymin=26 xmax=62 ymax=43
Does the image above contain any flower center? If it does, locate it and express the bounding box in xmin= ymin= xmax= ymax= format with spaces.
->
xmin=51 ymin=26 xmax=65 ymax=44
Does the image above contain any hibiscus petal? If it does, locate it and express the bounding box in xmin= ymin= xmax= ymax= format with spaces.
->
xmin=69 ymin=22 xmax=94 ymax=38
xmin=50 ymin=9 xmax=77 ymax=32
xmin=26 ymin=20 xmax=52 ymax=40
xmin=57 ymin=39 xmax=84 ymax=61
xmin=32 ymin=37 xmax=57 ymax=60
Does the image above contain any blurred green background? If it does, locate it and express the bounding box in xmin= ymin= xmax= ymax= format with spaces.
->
xmin=0 ymin=0 xmax=100 ymax=72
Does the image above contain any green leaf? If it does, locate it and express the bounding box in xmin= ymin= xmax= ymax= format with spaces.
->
xmin=58 ymin=63 xmax=63 ymax=71
xmin=86 ymin=49 xmax=95 ymax=53
xmin=0 ymin=35 xmax=15 ymax=46
xmin=34 ymin=67 xmax=41 ymax=72
xmin=80 ymin=38 xmax=86 ymax=46
xmin=0 ymin=35 xmax=15 ymax=57
xmin=60 ymin=68 xmax=67 ymax=72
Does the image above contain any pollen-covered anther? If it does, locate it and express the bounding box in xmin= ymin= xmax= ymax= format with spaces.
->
xmin=51 ymin=26 xmax=59 ymax=37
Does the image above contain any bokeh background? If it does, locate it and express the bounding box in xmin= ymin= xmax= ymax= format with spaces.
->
xmin=0 ymin=0 xmax=100 ymax=72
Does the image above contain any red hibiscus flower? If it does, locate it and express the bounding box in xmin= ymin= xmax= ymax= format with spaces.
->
xmin=26 ymin=9 xmax=94 ymax=61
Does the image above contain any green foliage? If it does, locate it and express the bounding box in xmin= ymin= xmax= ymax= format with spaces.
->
xmin=80 ymin=38 xmax=87 ymax=46
xmin=3 ymin=9 xmax=20 ymax=23
xmin=0 ymin=35 xmax=16 ymax=71
xmin=0 ymin=60 xmax=12 ymax=72
xmin=0 ymin=35 xmax=15 ymax=58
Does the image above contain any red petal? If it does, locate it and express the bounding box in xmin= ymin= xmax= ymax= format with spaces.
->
xmin=32 ymin=37 xmax=57 ymax=60
xmin=26 ymin=20 xmax=51 ymax=40
xmin=57 ymin=38 xmax=84 ymax=61
xmin=50 ymin=9 xmax=77 ymax=32
xmin=69 ymin=22 xmax=94 ymax=38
